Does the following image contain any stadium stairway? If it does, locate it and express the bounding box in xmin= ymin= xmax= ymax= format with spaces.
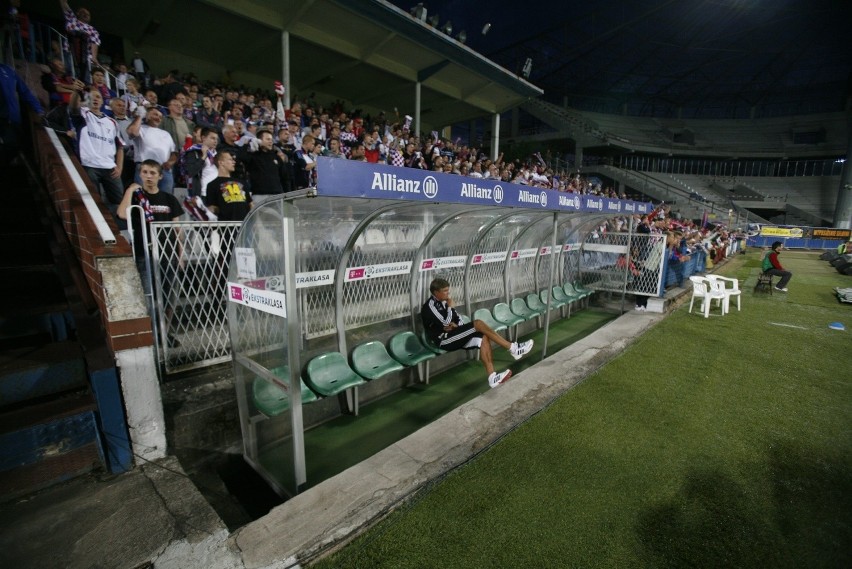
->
xmin=0 ymin=160 xmax=125 ymax=500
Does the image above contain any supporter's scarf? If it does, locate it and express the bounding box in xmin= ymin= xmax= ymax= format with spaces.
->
xmin=134 ymin=187 xmax=154 ymax=222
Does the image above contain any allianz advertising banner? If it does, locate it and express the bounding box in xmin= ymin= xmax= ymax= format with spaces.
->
xmin=316 ymin=158 xmax=653 ymax=215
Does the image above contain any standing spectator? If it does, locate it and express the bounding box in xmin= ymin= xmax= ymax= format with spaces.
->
xmin=130 ymin=52 xmax=151 ymax=89
xmin=155 ymin=70 xmax=185 ymax=105
xmin=194 ymin=95 xmax=221 ymax=130
xmin=41 ymin=58 xmax=84 ymax=108
xmin=322 ymin=137 xmax=345 ymax=159
xmin=292 ymin=134 xmax=318 ymax=189
xmin=216 ymin=123 xmax=247 ymax=183
xmin=121 ymin=78 xmax=145 ymax=112
xmin=161 ymin=96 xmax=195 ymax=149
xmin=68 ymin=88 xmax=123 ymax=211
xmin=116 ymin=159 xmax=183 ymax=346
xmin=666 ymin=231 xmax=691 ymax=288
xmin=205 ymin=149 xmax=252 ymax=221
xmin=108 ymin=97 xmax=135 ymax=189
xmin=89 ymin=67 xmax=114 ymax=106
xmin=339 ymin=119 xmax=357 ymax=158
xmin=127 ymin=106 xmax=177 ymax=194
xmin=183 ymin=128 xmax=218 ymax=200
xmin=243 ymin=129 xmax=291 ymax=205
xmin=59 ymin=0 xmax=100 ymax=82
xmin=113 ymin=62 xmax=131 ymax=96
xmin=762 ymin=241 xmax=793 ymax=292
xmin=349 ymin=142 xmax=367 ymax=162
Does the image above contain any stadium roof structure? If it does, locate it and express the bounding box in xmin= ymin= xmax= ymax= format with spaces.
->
xmin=390 ymin=0 xmax=852 ymax=119
xmin=27 ymin=0 xmax=542 ymax=128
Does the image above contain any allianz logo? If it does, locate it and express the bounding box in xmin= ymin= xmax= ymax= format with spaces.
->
xmin=558 ymin=195 xmax=581 ymax=209
xmin=518 ymin=189 xmax=548 ymax=207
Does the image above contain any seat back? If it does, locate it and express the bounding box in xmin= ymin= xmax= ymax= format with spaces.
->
xmin=527 ymin=292 xmax=546 ymax=312
xmin=540 ymin=288 xmax=565 ymax=307
xmin=689 ymin=275 xmax=708 ymax=296
xmin=707 ymin=275 xmax=740 ymax=292
xmin=305 ymin=352 xmax=366 ymax=397
xmin=253 ymin=371 xmax=318 ymax=417
xmin=493 ymin=302 xmax=523 ymax=325
xmin=351 ymin=341 xmax=404 ymax=380
xmin=473 ymin=307 xmax=506 ymax=331
xmin=420 ymin=330 xmax=446 ymax=354
xmin=510 ymin=297 xmax=534 ymax=318
xmin=388 ymin=331 xmax=436 ymax=365
xmin=564 ymin=282 xmax=587 ymax=298
xmin=552 ymin=286 xmax=569 ymax=302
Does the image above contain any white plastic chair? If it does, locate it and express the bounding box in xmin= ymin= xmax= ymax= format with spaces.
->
xmin=688 ymin=276 xmax=726 ymax=318
xmin=706 ymin=275 xmax=741 ymax=313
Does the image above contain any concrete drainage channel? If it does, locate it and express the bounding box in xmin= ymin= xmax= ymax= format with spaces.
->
xmin=162 ymin=367 xmax=284 ymax=531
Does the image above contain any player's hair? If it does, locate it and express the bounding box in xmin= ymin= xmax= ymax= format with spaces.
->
xmin=430 ymin=277 xmax=450 ymax=293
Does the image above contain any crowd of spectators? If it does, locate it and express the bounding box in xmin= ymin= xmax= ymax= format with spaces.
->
xmin=36 ymin=9 xmax=633 ymax=210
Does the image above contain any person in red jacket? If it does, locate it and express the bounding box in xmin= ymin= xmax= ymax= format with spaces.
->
xmin=762 ymin=241 xmax=793 ymax=292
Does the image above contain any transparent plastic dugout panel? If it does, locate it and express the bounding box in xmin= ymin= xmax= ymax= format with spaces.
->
xmin=227 ymin=198 xmax=306 ymax=496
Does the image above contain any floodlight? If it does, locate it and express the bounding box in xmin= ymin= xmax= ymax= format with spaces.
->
xmin=456 ymin=30 xmax=467 ymax=43
xmin=522 ymin=57 xmax=533 ymax=78
xmin=442 ymin=21 xmax=453 ymax=35
xmin=411 ymin=3 xmax=427 ymax=22
xmin=428 ymin=14 xmax=440 ymax=27
xmin=482 ymin=23 xmax=491 ymax=35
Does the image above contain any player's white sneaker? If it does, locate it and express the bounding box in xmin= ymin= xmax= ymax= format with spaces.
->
xmin=510 ymin=339 xmax=534 ymax=361
xmin=488 ymin=369 xmax=512 ymax=388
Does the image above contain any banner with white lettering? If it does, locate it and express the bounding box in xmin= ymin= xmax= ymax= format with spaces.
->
xmin=227 ymin=282 xmax=287 ymax=317
xmin=345 ymin=261 xmax=413 ymax=282
xmin=420 ymin=255 xmax=467 ymax=271
xmin=510 ymin=248 xmax=538 ymax=260
xmin=471 ymin=251 xmax=508 ymax=265
xmin=316 ymin=158 xmax=653 ymax=214
xmin=242 ymin=270 xmax=335 ymax=291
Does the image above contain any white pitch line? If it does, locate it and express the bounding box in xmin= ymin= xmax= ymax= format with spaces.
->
xmin=768 ymin=322 xmax=807 ymax=329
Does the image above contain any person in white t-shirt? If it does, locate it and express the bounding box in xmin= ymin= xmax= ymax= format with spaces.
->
xmin=126 ymin=106 xmax=177 ymax=194
xmin=69 ymin=88 xmax=124 ymax=209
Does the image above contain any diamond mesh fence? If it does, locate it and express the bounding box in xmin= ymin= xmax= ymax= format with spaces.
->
xmin=150 ymin=221 xmax=243 ymax=373
xmin=578 ymin=229 xmax=666 ymax=295
xmin=342 ymin=219 xmax=421 ymax=331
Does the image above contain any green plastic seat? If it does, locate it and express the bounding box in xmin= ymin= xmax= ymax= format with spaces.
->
xmin=457 ymin=313 xmax=471 ymax=324
xmin=252 ymin=367 xmax=318 ymax=417
xmin=564 ymin=281 xmax=591 ymax=299
xmin=511 ymin=297 xmax=542 ymax=320
xmin=421 ymin=330 xmax=446 ymax=354
xmin=473 ymin=308 xmax=507 ymax=332
xmin=574 ymin=280 xmax=593 ymax=295
xmin=305 ymin=352 xmax=368 ymax=397
xmin=351 ymin=341 xmax=405 ymax=380
xmin=540 ymin=288 xmax=567 ymax=309
xmin=388 ymin=332 xmax=437 ymax=366
xmin=493 ymin=302 xmax=525 ymax=327
xmin=552 ymin=285 xmax=576 ymax=306
xmin=526 ymin=293 xmax=547 ymax=314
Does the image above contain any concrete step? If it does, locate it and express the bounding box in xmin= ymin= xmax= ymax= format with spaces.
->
xmin=0 ymin=342 xmax=87 ymax=408
xmin=0 ymin=390 xmax=100 ymax=500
